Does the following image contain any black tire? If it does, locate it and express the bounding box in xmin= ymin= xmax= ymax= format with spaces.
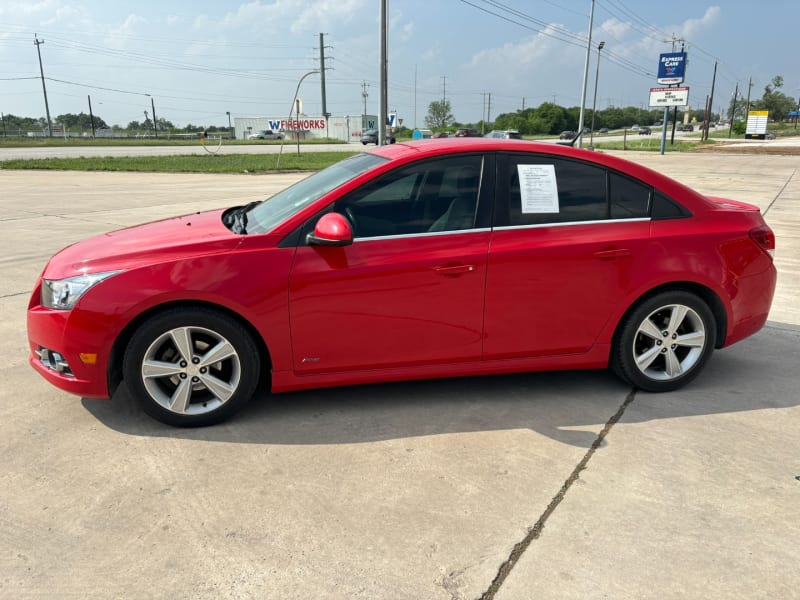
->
xmin=123 ymin=307 xmax=260 ymax=427
xmin=612 ymin=291 xmax=716 ymax=392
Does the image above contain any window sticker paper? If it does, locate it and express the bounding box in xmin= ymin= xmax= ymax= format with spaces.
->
xmin=518 ymin=164 xmax=559 ymax=213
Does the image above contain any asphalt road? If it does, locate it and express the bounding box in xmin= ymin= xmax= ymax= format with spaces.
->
xmin=1 ymin=153 xmax=798 ymax=598
xmin=0 ymin=141 xmax=361 ymax=160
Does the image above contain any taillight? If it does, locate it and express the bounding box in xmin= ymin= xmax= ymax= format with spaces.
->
xmin=749 ymin=226 xmax=775 ymax=258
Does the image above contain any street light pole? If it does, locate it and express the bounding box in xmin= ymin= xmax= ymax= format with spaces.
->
xmin=590 ymin=41 xmax=604 ymax=149
xmin=276 ymin=70 xmax=319 ymax=169
xmin=226 ymin=111 xmax=232 ymax=138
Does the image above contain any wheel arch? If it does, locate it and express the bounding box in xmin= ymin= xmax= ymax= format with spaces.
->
xmin=610 ymin=282 xmax=727 ymax=353
xmin=107 ymin=300 xmax=272 ymax=396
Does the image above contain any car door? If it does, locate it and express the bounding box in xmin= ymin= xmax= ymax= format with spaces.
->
xmin=483 ymin=152 xmax=652 ymax=359
xmin=289 ymin=154 xmax=493 ymax=374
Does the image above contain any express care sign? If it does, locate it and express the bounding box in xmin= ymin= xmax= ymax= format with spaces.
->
xmin=657 ymin=52 xmax=687 ymax=85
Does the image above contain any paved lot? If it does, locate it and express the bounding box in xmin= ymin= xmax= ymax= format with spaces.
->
xmin=1 ymin=152 xmax=798 ymax=599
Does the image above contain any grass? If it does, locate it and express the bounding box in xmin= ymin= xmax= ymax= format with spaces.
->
xmin=0 ymin=136 xmax=347 ymax=148
xmin=593 ymin=137 xmax=705 ymax=152
xmin=0 ymin=152 xmax=358 ymax=173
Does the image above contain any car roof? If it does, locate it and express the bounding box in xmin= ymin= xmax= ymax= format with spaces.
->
xmin=365 ymin=138 xmax=706 ymax=206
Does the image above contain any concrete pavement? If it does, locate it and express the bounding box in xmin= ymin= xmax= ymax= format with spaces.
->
xmin=0 ymin=152 xmax=798 ymax=599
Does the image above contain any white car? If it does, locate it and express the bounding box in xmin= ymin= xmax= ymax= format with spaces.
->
xmin=247 ymin=130 xmax=284 ymax=140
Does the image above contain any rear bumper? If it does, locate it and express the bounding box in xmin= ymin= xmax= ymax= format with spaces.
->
xmin=724 ymin=264 xmax=777 ymax=347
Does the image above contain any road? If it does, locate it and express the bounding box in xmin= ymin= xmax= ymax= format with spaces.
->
xmin=0 ymin=141 xmax=362 ymax=161
xmin=1 ymin=152 xmax=799 ymax=598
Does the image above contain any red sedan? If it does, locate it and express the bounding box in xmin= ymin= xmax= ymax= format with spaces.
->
xmin=27 ymin=140 xmax=776 ymax=426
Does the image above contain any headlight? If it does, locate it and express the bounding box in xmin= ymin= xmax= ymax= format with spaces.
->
xmin=41 ymin=271 xmax=122 ymax=310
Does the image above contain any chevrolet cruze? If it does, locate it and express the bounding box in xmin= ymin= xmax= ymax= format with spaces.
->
xmin=28 ymin=140 xmax=777 ymax=426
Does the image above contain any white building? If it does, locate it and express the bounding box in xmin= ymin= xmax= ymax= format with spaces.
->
xmin=233 ymin=115 xmax=379 ymax=143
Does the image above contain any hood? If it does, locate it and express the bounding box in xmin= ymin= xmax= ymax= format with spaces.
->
xmin=43 ymin=209 xmax=242 ymax=279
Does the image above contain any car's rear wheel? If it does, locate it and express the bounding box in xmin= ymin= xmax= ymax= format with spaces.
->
xmin=123 ymin=308 xmax=260 ymax=427
xmin=612 ymin=291 xmax=716 ymax=392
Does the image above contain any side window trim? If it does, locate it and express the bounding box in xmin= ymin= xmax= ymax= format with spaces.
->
xmin=493 ymin=217 xmax=650 ymax=231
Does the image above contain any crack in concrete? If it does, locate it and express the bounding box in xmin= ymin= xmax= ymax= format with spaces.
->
xmin=478 ymin=388 xmax=638 ymax=600
xmin=762 ymin=167 xmax=796 ymax=217
xmin=0 ymin=291 xmax=31 ymax=300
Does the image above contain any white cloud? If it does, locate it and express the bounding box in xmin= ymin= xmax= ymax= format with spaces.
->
xmin=106 ymin=14 xmax=146 ymax=49
xmin=681 ymin=6 xmax=721 ymax=39
xmin=195 ymin=0 xmax=368 ymax=35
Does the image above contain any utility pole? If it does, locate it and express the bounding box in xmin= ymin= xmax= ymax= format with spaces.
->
xmin=150 ymin=96 xmax=158 ymax=138
xmin=745 ymin=77 xmax=753 ymax=115
xmin=414 ymin=64 xmax=417 ymax=130
xmin=87 ymin=95 xmax=96 ymax=138
xmin=361 ymin=81 xmax=369 ymax=132
xmin=481 ymin=93 xmax=486 ymax=134
xmin=441 ymin=76 xmax=447 ymax=102
xmin=378 ymin=0 xmax=388 ymax=145
xmin=576 ymin=0 xmax=596 ymax=148
xmin=704 ymin=61 xmax=717 ymax=141
xmin=317 ymin=33 xmax=332 ymax=119
xmin=34 ymin=35 xmax=53 ymax=137
xmin=521 ymin=97 xmax=525 ymax=111
xmin=487 ymin=92 xmax=492 ymax=129
xmin=728 ymin=81 xmax=739 ymax=138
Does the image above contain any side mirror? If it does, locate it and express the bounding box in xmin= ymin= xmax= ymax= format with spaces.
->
xmin=307 ymin=212 xmax=353 ymax=247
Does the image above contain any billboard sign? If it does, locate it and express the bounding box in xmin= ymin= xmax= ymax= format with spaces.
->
xmin=649 ymin=86 xmax=689 ymax=107
xmin=657 ymin=52 xmax=687 ymax=84
xmin=745 ymin=110 xmax=769 ymax=139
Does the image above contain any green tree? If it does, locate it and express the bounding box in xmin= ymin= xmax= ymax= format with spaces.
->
xmin=55 ymin=112 xmax=109 ymax=130
xmin=425 ymin=100 xmax=454 ymax=129
xmin=752 ymin=75 xmax=796 ymax=121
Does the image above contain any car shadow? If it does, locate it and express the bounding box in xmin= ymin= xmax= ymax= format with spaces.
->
xmin=82 ymin=325 xmax=799 ymax=447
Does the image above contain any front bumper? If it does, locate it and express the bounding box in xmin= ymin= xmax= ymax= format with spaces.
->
xmin=27 ymin=300 xmax=112 ymax=399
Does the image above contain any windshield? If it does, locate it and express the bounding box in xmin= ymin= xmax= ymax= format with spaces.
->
xmin=244 ymin=152 xmax=388 ymax=234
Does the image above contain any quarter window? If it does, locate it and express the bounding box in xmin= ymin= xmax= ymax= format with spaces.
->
xmin=609 ymin=172 xmax=651 ymax=219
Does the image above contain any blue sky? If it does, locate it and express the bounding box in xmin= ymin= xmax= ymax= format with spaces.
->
xmin=1 ymin=0 xmax=796 ymax=128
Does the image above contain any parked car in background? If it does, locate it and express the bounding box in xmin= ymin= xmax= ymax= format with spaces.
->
xmin=598 ymin=128 xmax=609 ymax=134
xmin=484 ymin=130 xmax=523 ymax=140
xmin=361 ymin=129 xmax=396 ymax=145
xmin=680 ymin=124 xmax=694 ymax=132
xmin=454 ymin=128 xmax=482 ymax=137
xmin=559 ymin=130 xmax=576 ymax=140
xmin=431 ymin=131 xmax=449 ymax=139
xmin=247 ymin=130 xmax=284 ymax=140
xmin=638 ymin=126 xmax=652 ymax=135
xmin=27 ymin=139 xmax=776 ymax=426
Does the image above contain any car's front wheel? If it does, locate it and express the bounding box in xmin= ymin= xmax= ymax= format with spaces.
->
xmin=612 ymin=291 xmax=716 ymax=392
xmin=123 ymin=307 xmax=260 ymax=427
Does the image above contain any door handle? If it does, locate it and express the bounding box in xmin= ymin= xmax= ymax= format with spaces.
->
xmin=433 ymin=264 xmax=476 ymax=276
xmin=593 ymin=248 xmax=631 ymax=260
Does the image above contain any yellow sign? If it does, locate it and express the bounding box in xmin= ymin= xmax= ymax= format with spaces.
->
xmin=749 ymin=111 xmax=769 ymax=117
